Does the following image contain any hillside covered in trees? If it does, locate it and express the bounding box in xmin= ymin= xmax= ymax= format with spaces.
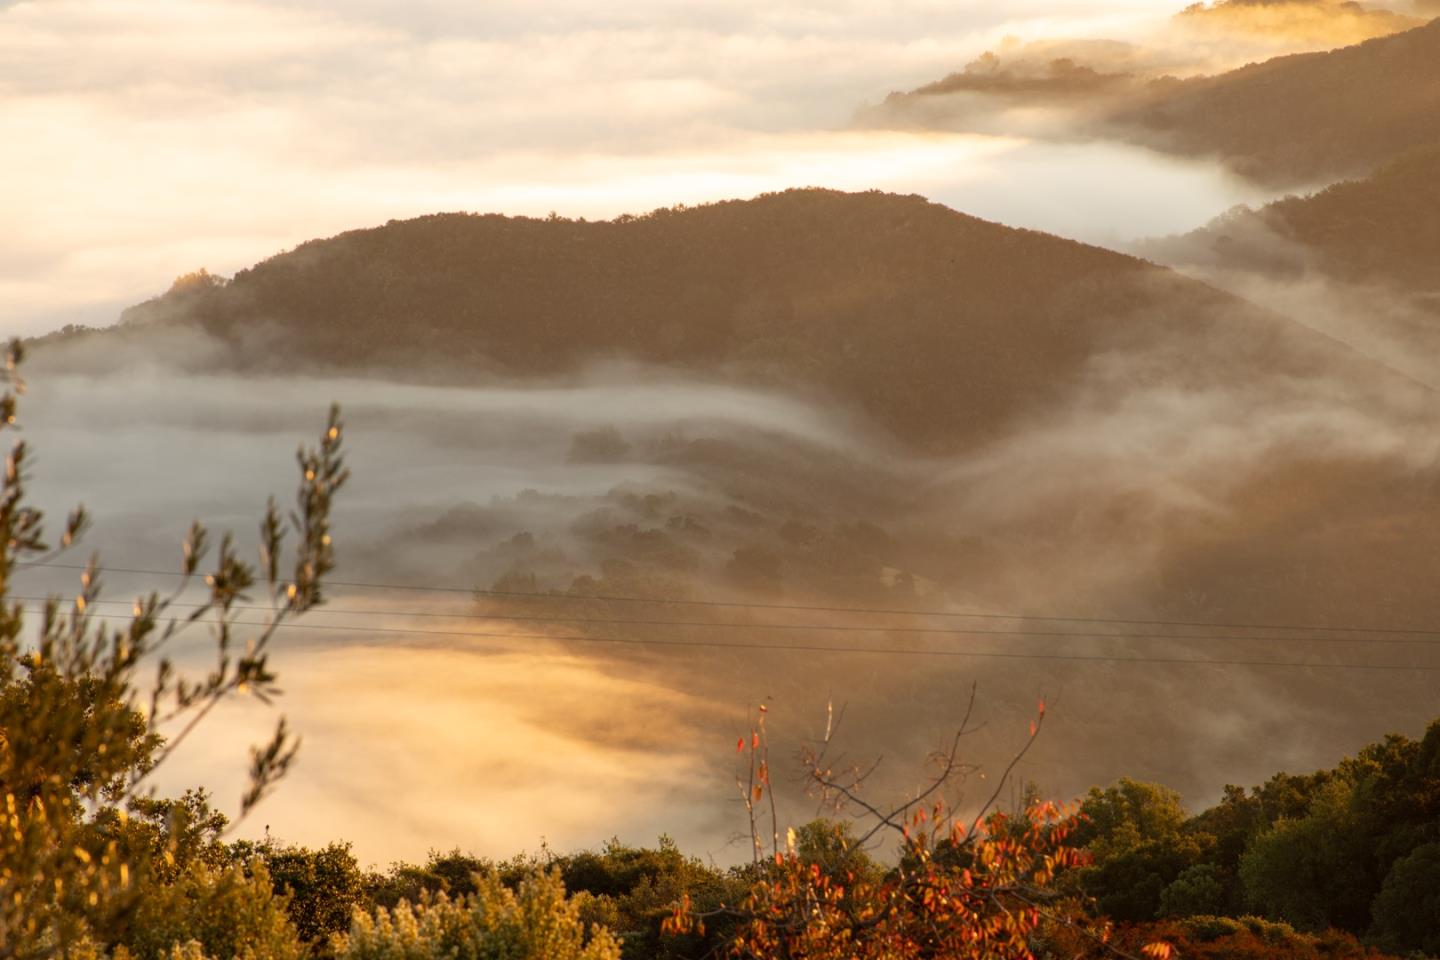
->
xmin=1109 ymin=17 xmax=1440 ymax=185
xmin=1141 ymin=146 xmax=1440 ymax=292
xmin=36 ymin=189 xmax=1390 ymax=455
xmin=879 ymin=12 xmax=1440 ymax=188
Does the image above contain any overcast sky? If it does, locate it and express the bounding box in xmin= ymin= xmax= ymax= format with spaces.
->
xmin=0 ymin=0 xmax=1238 ymax=338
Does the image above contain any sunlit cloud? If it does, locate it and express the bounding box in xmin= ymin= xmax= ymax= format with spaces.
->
xmin=155 ymin=639 xmax=721 ymax=864
xmin=1 ymin=0 xmax=1195 ymax=337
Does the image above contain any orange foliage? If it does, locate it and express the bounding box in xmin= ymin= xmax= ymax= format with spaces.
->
xmin=668 ymin=800 xmax=1088 ymax=959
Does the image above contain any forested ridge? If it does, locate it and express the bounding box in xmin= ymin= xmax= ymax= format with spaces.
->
xmin=42 ymin=189 xmax=1375 ymax=453
xmin=1144 ymin=146 xmax=1440 ymax=292
xmin=1109 ymin=17 xmax=1440 ymax=185
xmin=883 ymin=13 xmax=1440 ymax=188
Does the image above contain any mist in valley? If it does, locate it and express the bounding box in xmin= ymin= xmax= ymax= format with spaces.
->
xmin=15 ymin=320 xmax=1440 ymax=865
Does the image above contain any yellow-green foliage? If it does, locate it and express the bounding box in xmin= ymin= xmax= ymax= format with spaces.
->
xmin=334 ymin=869 xmax=620 ymax=960
xmin=122 ymin=860 xmax=305 ymax=960
xmin=46 ymin=935 xmax=224 ymax=960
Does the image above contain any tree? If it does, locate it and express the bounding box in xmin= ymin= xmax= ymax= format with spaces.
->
xmin=1074 ymin=779 xmax=1188 ymax=857
xmin=335 ymin=869 xmax=621 ymax=960
xmin=1071 ymin=779 xmax=1201 ymax=922
xmin=121 ymin=860 xmax=305 ymax=960
xmin=552 ymin=838 xmax=746 ymax=960
xmin=1370 ymin=841 xmax=1440 ymax=956
xmin=0 ymin=340 xmax=348 ymax=957
xmin=788 ymin=819 xmax=883 ymax=885
xmin=239 ymin=840 xmax=369 ymax=949
xmin=1157 ymin=864 xmax=1227 ymax=918
xmin=1238 ymin=778 xmax=1372 ymax=932
xmin=167 ymin=269 xmax=226 ymax=295
xmin=667 ymin=694 xmax=1124 ymax=960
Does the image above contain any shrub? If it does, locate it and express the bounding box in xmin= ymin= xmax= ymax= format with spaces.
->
xmin=334 ymin=869 xmax=620 ymax=960
xmin=123 ymin=860 xmax=305 ymax=960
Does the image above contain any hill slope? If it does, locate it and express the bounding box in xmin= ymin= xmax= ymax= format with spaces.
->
xmin=1141 ymin=145 xmax=1440 ymax=291
xmin=877 ymin=16 xmax=1440 ymax=187
xmin=60 ymin=189 xmax=1374 ymax=452
xmin=1110 ymin=18 xmax=1440 ymax=185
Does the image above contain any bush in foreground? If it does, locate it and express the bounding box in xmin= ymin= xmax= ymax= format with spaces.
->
xmin=334 ymin=869 xmax=620 ymax=960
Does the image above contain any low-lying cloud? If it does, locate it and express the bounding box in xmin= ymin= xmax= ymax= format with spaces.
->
xmin=14 ymin=333 xmax=1440 ymax=865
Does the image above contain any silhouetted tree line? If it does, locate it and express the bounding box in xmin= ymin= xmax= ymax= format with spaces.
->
xmin=1064 ymin=727 xmax=1440 ymax=951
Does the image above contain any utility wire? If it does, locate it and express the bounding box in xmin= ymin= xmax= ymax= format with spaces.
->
xmin=15 ymin=594 xmax=1440 ymax=647
xmin=31 ymin=606 xmax=1440 ymax=673
xmin=20 ymin=560 xmax=1440 ymax=639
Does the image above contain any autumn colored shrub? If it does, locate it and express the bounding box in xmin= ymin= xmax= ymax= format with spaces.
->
xmin=667 ymin=697 xmax=1123 ymax=960
xmin=692 ymin=802 xmax=1088 ymax=960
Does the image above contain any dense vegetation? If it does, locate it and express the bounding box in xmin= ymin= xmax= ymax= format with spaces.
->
xmin=246 ymin=716 xmax=1432 ymax=958
xmin=18 ymin=718 xmax=1439 ymax=959
xmin=38 ymin=190 xmax=1366 ymax=454
xmin=1144 ymin=146 xmax=1440 ymax=292
xmin=883 ymin=9 xmax=1440 ymax=188
xmin=1111 ymin=18 xmax=1440 ymax=185
xmin=1066 ymin=729 xmax=1440 ymax=947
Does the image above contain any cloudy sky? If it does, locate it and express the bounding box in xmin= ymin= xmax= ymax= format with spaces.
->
xmin=1 ymin=0 xmax=1270 ymax=339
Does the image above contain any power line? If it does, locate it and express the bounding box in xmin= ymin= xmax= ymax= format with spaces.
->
xmin=21 ymin=560 xmax=1440 ymax=639
xmin=16 ymin=594 xmax=1440 ymax=647
xmin=32 ymin=606 xmax=1440 ymax=673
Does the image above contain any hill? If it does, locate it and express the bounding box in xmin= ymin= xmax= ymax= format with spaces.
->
xmin=1135 ymin=146 xmax=1440 ymax=387
xmin=1140 ymin=145 xmax=1440 ymax=292
xmin=1110 ymin=18 xmax=1440 ymax=185
xmin=49 ymin=189 xmax=1375 ymax=453
xmin=876 ymin=15 xmax=1440 ymax=187
xmin=29 ymin=190 xmax=1440 ymax=811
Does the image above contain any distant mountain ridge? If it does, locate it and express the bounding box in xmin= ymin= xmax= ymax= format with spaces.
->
xmin=47 ymin=189 xmax=1378 ymax=453
xmin=880 ymin=15 xmax=1440 ymax=187
xmin=1109 ymin=17 xmax=1440 ymax=184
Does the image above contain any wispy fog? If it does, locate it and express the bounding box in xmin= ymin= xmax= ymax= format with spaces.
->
xmin=1136 ymin=220 xmax=1440 ymax=390
xmin=14 ymin=342 xmax=1440 ymax=865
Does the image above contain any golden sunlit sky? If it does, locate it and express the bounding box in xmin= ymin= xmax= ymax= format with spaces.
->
xmin=2 ymin=0 xmax=1217 ymax=339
